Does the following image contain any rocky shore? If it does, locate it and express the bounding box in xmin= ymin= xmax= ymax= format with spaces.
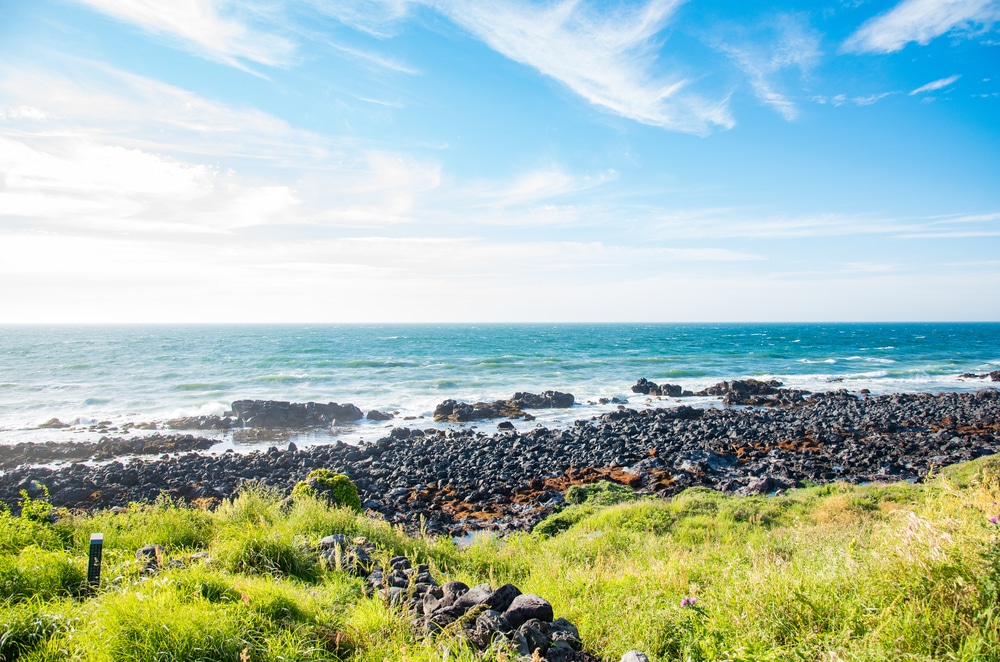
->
xmin=3 ymin=385 xmax=999 ymax=535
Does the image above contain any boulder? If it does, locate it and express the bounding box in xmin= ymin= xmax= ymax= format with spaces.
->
xmin=631 ymin=378 xmax=684 ymax=397
xmin=136 ymin=544 xmax=164 ymax=571
xmin=471 ymin=609 xmax=509 ymax=648
xmin=453 ymin=583 xmax=494 ymax=610
xmin=504 ymin=593 xmax=553 ymax=629
xmin=512 ymin=391 xmax=575 ymax=409
xmin=366 ymin=409 xmax=393 ymax=421
xmin=486 ymin=583 xmax=521 ymax=612
xmin=231 ymin=400 xmax=363 ymax=428
xmin=674 ymin=450 xmax=737 ymax=474
xmin=434 ymin=392 xmax=575 ymax=422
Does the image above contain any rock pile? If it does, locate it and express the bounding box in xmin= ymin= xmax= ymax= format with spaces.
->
xmin=434 ymin=391 xmax=575 ymax=422
xmin=318 ymin=535 xmax=596 ymax=661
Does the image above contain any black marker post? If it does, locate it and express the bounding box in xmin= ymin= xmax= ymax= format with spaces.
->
xmin=87 ymin=533 xmax=104 ymax=587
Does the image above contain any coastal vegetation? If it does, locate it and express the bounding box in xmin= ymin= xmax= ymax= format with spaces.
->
xmin=2 ymin=458 xmax=1000 ymax=661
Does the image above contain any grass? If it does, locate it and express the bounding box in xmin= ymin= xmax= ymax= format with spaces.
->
xmin=1 ymin=457 xmax=999 ymax=661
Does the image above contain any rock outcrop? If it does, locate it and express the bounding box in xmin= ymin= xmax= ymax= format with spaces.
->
xmin=632 ymin=378 xmax=809 ymax=406
xmin=231 ymin=400 xmax=363 ymax=427
xmin=434 ymin=391 xmax=574 ymax=422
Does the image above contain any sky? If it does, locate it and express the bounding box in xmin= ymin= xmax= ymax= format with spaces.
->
xmin=0 ymin=0 xmax=998 ymax=323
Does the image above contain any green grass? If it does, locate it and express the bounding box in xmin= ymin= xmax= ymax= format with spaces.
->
xmin=2 ymin=457 xmax=1000 ymax=661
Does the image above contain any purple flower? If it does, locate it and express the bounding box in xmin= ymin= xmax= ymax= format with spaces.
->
xmin=681 ymin=597 xmax=697 ymax=607
xmin=991 ymin=517 xmax=998 ymax=525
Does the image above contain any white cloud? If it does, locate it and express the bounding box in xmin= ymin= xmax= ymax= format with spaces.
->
xmin=306 ymin=0 xmax=417 ymax=37
xmin=843 ymin=0 xmax=1000 ymax=53
xmin=454 ymin=167 xmax=618 ymax=212
xmin=0 ymin=134 xmax=299 ymax=233
xmin=0 ymin=105 xmax=54 ymax=121
xmin=811 ymin=92 xmax=895 ymax=106
xmin=715 ymin=14 xmax=822 ymax=121
xmin=0 ymin=63 xmax=326 ymax=166
xmin=433 ymin=0 xmax=733 ymax=135
xmin=644 ymin=207 xmax=1000 ymax=241
xmin=67 ymin=0 xmax=733 ymax=133
xmin=325 ymin=41 xmax=421 ymax=75
xmin=70 ymin=0 xmax=295 ymax=69
xmin=910 ymin=74 xmax=961 ymax=94
xmin=0 ymin=63 xmax=446 ymax=232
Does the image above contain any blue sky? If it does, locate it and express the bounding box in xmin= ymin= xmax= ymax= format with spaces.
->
xmin=0 ymin=0 xmax=998 ymax=322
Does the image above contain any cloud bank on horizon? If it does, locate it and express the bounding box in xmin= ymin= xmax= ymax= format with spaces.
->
xmin=0 ymin=0 xmax=997 ymax=322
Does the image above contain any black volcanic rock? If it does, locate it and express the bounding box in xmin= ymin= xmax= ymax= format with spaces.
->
xmin=231 ymin=400 xmax=363 ymax=427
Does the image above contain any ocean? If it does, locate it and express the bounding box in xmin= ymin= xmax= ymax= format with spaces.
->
xmin=1 ymin=323 xmax=998 ymax=450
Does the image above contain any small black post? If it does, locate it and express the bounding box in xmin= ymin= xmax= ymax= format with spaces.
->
xmin=87 ymin=533 xmax=104 ymax=587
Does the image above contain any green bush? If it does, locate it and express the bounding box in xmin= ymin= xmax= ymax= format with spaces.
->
xmin=291 ymin=470 xmax=362 ymax=512
xmin=17 ymin=487 xmax=53 ymax=525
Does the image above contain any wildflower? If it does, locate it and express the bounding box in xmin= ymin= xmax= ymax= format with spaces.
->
xmin=991 ymin=517 xmax=998 ymax=524
xmin=681 ymin=597 xmax=697 ymax=607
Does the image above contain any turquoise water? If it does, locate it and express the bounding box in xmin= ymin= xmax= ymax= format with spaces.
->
xmin=1 ymin=323 xmax=998 ymax=446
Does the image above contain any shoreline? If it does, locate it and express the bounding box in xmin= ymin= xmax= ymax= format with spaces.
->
xmin=3 ymin=384 xmax=999 ymax=535
xmin=3 ymin=322 xmax=999 ymax=447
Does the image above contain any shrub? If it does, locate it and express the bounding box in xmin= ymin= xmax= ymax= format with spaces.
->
xmin=291 ymin=470 xmax=362 ymax=512
xmin=17 ymin=487 xmax=53 ymax=525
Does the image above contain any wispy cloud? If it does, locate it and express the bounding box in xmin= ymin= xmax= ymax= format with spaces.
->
xmin=714 ymin=13 xmax=822 ymax=121
xmin=843 ymin=0 xmax=1000 ymax=53
xmin=645 ymin=207 xmax=1000 ymax=240
xmin=811 ymin=91 xmax=895 ymax=106
xmin=454 ymin=167 xmax=618 ymax=212
xmin=69 ymin=0 xmax=295 ymax=70
xmin=305 ymin=0 xmax=416 ymax=38
xmin=325 ymin=41 xmax=420 ymax=75
xmin=0 ymin=61 xmax=325 ymax=165
xmin=433 ymin=0 xmax=733 ymax=135
xmin=910 ymin=74 xmax=961 ymax=94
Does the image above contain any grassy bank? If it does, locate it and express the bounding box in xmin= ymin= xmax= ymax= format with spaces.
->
xmin=3 ymin=458 xmax=1000 ymax=661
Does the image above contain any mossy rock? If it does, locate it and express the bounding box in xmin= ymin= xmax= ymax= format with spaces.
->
xmin=291 ymin=470 xmax=362 ymax=512
xmin=564 ymin=480 xmax=636 ymax=506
